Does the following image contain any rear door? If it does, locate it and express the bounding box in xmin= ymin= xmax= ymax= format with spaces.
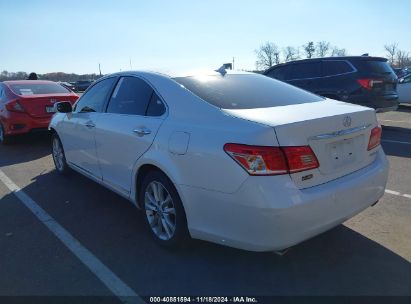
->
xmin=58 ymin=77 xmax=118 ymax=178
xmin=94 ymin=76 xmax=166 ymax=195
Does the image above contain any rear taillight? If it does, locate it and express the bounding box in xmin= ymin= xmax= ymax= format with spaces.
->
xmin=357 ymin=78 xmax=384 ymax=90
xmin=70 ymin=95 xmax=79 ymax=103
xmin=282 ymin=146 xmax=319 ymax=173
xmin=5 ymin=100 xmax=25 ymax=112
xmin=224 ymin=144 xmax=319 ymax=176
xmin=367 ymin=126 xmax=382 ymax=151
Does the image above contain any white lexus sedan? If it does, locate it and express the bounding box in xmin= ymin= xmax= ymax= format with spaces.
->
xmin=49 ymin=70 xmax=388 ymax=252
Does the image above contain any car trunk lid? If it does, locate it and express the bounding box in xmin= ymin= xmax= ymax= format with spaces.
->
xmin=18 ymin=94 xmax=78 ymax=118
xmin=223 ymin=100 xmax=379 ymax=189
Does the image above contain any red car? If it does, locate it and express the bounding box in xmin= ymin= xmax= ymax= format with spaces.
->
xmin=0 ymin=80 xmax=79 ymax=144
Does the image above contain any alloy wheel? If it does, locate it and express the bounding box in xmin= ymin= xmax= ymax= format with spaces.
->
xmin=144 ymin=181 xmax=177 ymax=240
xmin=52 ymin=137 xmax=65 ymax=171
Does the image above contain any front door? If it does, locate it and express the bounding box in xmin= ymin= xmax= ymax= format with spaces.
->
xmin=59 ymin=77 xmax=118 ymax=178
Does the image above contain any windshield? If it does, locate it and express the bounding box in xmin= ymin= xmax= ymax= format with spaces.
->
xmin=173 ymin=73 xmax=323 ymax=109
xmin=9 ymin=83 xmax=70 ymax=95
xmin=353 ymin=60 xmax=394 ymax=74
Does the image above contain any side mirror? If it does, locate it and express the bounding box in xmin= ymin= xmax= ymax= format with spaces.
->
xmin=56 ymin=101 xmax=72 ymax=113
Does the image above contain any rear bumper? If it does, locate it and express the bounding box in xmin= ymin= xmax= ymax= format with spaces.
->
xmin=180 ymin=148 xmax=388 ymax=251
xmin=1 ymin=112 xmax=51 ymax=135
xmin=348 ymin=94 xmax=399 ymax=111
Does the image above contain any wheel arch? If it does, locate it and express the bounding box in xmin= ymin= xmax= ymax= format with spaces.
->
xmin=133 ymin=158 xmax=186 ymax=209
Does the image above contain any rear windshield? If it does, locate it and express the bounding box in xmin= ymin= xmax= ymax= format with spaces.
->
xmin=353 ymin=60 xmax=393 ymax=74
xmin=9 ymin=83 xmax=70 ymax=95
xmin=173 ymin=74 xmax=323 ymax=109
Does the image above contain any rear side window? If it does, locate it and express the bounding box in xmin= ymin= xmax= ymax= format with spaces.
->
xmin=146 ymin=92 xmax=166 ymax=116
xmin=174 ymin=73 xmax=323 ymax=109
xmin=74 ymin=77 xmax=117 ymax=113
xmin=286 ymin=62 xmax=322 ymax=80
xmin=322 ymin=61 xmax=354 ymax=76
xmin=107 ymin=76 xmax=153 ymax=115
xmin=8 ymin=83 xmax=70 ymax=95
xmin=353 ymin=60 xmax=393 ymax=74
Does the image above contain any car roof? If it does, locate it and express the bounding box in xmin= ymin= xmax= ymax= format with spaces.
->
xmin=101 ymin=69 xmax=252 ymax=80
xmin=264 ymin=56 xmax=388 ymax=73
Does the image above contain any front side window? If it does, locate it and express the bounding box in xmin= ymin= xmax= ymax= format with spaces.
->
xmin=174 ymin=73 xmax=323 ymax=109
xmin=107 ymin=76 xmax=153 ymax=115
xmin=74 ymin=77 xmax=117 ymax=113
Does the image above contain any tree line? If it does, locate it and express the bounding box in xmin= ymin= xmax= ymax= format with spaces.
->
xmin=0 ymin=71 xmax=102 ymax=82
xmin=255 ymin=41 xmax=411 ymax=70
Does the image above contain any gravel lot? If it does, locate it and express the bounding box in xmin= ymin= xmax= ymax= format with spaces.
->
xmin=0 ymin=105 xmax=410 ymax=301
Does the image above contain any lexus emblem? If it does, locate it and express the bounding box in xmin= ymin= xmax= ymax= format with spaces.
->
xmin=343 ymin=116 xmax=352 ymax=128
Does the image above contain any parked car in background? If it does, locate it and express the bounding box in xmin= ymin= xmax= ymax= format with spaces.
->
xmin=264 ymin=56 xmax=399 ymax=112
xmin=393 ymin=68 xmax=406 ymax=78
xmin=49 ymin=70 xmax=388 ymax=252
xmin=58 ymin=81 xmax=76 ymax=91
xmin=74 ymin=80 xmax=93 ymax=92
xmin=0 ymin=80 xmax=79 ymax=144
xmin=397 ymin=73 xmax=411 ymax=104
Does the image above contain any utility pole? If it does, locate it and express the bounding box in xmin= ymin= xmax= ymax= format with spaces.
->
xmin=232 ymin=57 xmax=235 ymax=70
xmin=98 ymin=63 xmax=102 ymax=76
xmin=129 ymin=59 xmax=133 ymax=70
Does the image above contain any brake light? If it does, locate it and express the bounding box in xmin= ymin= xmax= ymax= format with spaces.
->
xmin=357 ymin=78 xmax=384 ymax=90
xmin=224 ymin=144 xmax=319 ymax=176
xmin=5 ymin=100 xmax=25 ymax=112
xmin=282 ymin=146 xmax=319 ymax=173
xmin=367 ymin=126 xmax=382 ymax=151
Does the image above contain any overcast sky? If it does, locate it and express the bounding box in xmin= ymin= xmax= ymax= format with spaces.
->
xmin=1 ymin=0 xmax=410 ymax=74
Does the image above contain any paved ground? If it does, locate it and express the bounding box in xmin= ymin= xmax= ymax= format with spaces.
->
xmin=0 ymin=106 xmax=410 ymax=301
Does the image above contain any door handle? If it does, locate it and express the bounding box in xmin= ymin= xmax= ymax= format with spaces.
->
xmin=84 ymin=121 xmax=95 ymax=128
xmin=133 ymin=127 xmax=151 ymax=136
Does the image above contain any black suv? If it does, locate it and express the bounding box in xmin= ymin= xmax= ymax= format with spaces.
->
xmin=264 ymin=56 xmax=398 ymax=111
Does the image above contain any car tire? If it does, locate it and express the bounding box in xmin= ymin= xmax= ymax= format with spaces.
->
xmin=0 ymin=123 xmax=11 ymax=145
xmin=51 ymin=133 xmax=70 ymax=175
xmin=139 ymin=170 xmax=189 ymax=248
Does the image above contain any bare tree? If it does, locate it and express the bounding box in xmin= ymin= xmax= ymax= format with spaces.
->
xmin=384 ymin=43 xmax=398 ymax=66
xmin=331 ymin=47 xmax=347 ymax=57
xmin=316 ymin=41 xmax=330 ymax=57
xmin=283 ymin=46 xmax=299 ymax=62
xmin=303 ymin=42 xmax=315 ymax=58
xmin=396 ymin=50 xmax=411 ymax=68
xmin=255 ymin=42 xmax=281 ymax=70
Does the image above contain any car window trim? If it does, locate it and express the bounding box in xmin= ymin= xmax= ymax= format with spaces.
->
xmin=271 ymin=60 xmax=357 ymax=81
